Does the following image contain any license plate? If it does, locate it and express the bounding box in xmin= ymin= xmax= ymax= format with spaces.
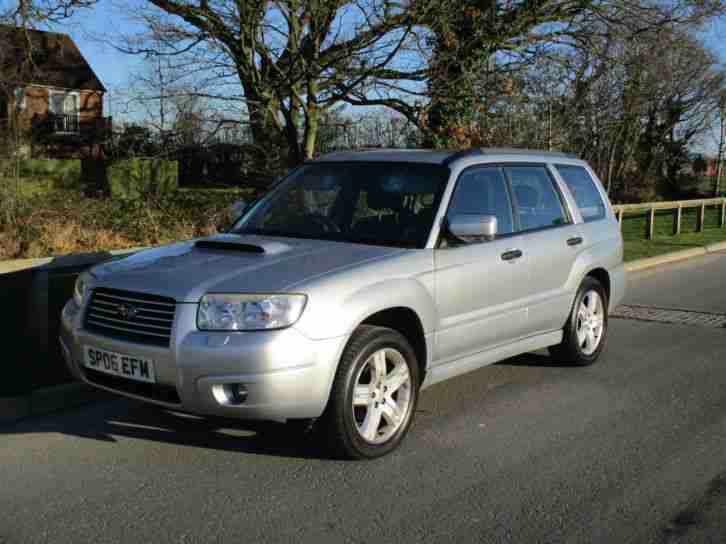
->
xmin=83 ymin=346 xmax=156 ymax=384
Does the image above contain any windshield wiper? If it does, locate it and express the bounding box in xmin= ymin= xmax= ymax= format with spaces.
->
xmin=235 ymin=228 xmax=333 ymax=241
xmin=336 ymin=236 xmax=418 ymax=249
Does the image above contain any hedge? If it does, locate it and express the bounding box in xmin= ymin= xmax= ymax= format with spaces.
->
xmin=0 ymin=158 xmax=83 ymax=190
xmin=82 ymin=159 xmax=179 ymax=199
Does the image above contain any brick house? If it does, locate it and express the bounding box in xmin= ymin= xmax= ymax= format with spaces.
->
xmin=0 ymin=26 xmax=110 ymax=157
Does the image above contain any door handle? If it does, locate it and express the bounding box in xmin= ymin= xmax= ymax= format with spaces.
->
xmin=567 ymin=237 xmax=583 ymax=247
xmin=501 ymin=249 xmax=523 ymax=261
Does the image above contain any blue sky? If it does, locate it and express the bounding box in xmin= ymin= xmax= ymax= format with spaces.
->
xmin=55 ymin=1 xmax=143 ymax=89
xmin=55 ymin=1 xmax=726 ymax=90
xmin=702 ymin=16 xmax=726 ymax=57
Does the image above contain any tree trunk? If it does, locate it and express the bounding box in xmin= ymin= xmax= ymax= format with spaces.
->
xmin=244 ymin=87 xmax=288 ymax=181
xmin=303 ymin=80 xmax=319 ymax=161
xmin=716 ymin=112 xmax=725 ymax=196
xmin=424 ymin=56 xmax=472 ymax=148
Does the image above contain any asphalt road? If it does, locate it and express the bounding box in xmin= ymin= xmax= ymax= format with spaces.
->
xmin=3 ymin=252 xmax=726 ymax=544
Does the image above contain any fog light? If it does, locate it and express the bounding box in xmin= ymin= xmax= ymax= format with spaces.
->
xmin=212 ymin=383 xmax=248 ymax=406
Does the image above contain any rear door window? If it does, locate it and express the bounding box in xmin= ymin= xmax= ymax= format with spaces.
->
xmin=555 ymin=165 xmax=607 ymax=222
xmin=504 ymin=165 xmax=568 ymax=232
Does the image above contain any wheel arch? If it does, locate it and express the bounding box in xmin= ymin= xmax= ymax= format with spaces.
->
xmin=584 ymin=267 xmax=611 ymax=302
xmin=356 ymin=307 xmax=429 ymax=385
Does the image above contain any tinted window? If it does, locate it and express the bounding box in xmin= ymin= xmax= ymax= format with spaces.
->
xmin=447 ymin=166 xmax=514 ymax=236
xmin=505 ymin=165 xmax=568 ymax=231
xmin=232 ymin=163 xmax=449 ymax=248
xmin=555 ymin=165 xmax=607 ymax=222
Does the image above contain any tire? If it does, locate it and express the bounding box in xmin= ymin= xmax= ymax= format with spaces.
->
xmin=321 ymin=325 xmax=420 ymax=460
xmin=549 ymin=277 xmax=609 ymax=366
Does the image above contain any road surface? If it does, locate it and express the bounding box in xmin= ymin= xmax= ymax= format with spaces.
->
xmin=2 ymin=252 xmax=726 ymax=543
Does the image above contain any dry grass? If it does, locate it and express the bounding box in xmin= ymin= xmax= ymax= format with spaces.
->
xmin=0 ymin=187 xmax=253 ymax=260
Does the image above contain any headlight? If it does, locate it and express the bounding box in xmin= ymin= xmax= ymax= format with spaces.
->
xmin=197 ymin=294 xmax=307 ymax=331
xmin=73 ymin=275 xmax=88 ymax=307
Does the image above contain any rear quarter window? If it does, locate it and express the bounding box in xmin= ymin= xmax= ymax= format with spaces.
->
xmin=555 ymin=165 xmax=607 ymax=222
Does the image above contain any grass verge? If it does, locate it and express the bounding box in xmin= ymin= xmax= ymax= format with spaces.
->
xmin=622 ymin=205 xmax=726 ymax=261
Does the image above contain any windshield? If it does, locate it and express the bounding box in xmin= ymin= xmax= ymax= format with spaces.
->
xmin=232 ymin=162 xmax=450 ymax=248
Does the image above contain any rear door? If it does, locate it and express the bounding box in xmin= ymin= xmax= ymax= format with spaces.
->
xmin=553 ymin=163 xmax=613 ymax=249
xmin=503 ymin=164 xmax=583 ymax=335
xmin=433 ymin=165 xmax=530 ymax=366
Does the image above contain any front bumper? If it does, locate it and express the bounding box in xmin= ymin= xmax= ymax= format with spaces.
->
xmin=60 ymin=299 xmax=348 ymax=420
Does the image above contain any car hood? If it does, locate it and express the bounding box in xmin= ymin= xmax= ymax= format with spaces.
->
xmin=89 ymin=233 xmax=403 ymax=302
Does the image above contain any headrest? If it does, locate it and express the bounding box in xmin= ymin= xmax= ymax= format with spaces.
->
xmin=515 ymin=185 xmax=539 ymax=208
xmin=368 ymin=184 xmax=403 ymax=211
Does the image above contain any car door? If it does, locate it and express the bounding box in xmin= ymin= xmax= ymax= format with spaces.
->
xmin=553 ymin=162 xmax=612 ymax=249
xmin=503 ymin=164 xmax=583 ymax=335
xmin=433 ymin=165 xmax=530 ymax=366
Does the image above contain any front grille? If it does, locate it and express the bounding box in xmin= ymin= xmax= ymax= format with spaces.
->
xmin=82 ymin=367 xmax=181 ymax=405
xmin=84 ymin=288 xmax=176 ymax=347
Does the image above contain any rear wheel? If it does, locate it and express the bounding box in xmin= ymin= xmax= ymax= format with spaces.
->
xmin=321 ymin=325 xmax=419 ymax=459
xmin=549 ymin=277 xmax=608 ymax=366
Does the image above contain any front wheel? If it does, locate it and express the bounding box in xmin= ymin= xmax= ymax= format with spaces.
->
xmin=321 ymin=325 xmax=420 ymax=460
xmin=549 ymin=277 xmax=609 ymax=366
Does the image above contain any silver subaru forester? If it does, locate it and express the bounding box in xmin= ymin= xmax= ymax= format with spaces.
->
xmin=60 ymin=148 xmax=625 ymax=459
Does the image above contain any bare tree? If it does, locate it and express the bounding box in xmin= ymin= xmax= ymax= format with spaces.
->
xmin=1 ymin=0 xmax=97 ymax=25
xmin=112 ymin=0 xmax=417 ymax=172
xmin=340 ymin=0 xmax=726 ymax=149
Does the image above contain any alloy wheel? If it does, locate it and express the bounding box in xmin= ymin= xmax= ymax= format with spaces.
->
xmin=576 ymin=289 xmax=604 ymax=356
xmin=351 ymin=348 xmax=413 ymax=444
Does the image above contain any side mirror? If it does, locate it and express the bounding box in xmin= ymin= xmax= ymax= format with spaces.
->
xmin=448 ymin=214 xmax=498 ymax=242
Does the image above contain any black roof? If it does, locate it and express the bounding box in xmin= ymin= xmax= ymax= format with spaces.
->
xmin=0 ymin=26 xmax=106 ymax=92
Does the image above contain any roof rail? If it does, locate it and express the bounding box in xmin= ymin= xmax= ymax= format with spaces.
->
xmin=443 ymin=147 xmax=577 ymax=165
xmin=441 ymin=149 xmax=484 ymax=165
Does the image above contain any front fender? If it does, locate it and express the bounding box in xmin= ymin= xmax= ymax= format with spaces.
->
xmin=294 ymin=276 xmax=437 ymax=341
xmin=342 ymin=278 xmax=438 ymax=336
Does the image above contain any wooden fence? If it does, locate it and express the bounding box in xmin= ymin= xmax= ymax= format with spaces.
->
xmin=612 ymin=198 xmax=726 ymax=240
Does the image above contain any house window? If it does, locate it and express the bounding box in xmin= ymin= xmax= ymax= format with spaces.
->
xmin=48 ymin=90 xmax=80 ymax=132
xmin=49 ymin=90 xmax=79 ymax=116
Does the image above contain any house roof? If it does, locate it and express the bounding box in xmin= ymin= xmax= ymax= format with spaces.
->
xmin=0 ymin=26 xmax=106 ymax=92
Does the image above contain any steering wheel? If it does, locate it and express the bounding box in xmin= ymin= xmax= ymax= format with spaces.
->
xmin=304 ymin=213 xmax=341 ymax=234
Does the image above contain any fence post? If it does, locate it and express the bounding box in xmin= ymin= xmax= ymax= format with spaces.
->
xmin=672 ymin=206 xmax=682 ymax=236
xmin=617 ymin=209 xmax=623 ymax=227
xmin=646 ymin=207 xmax=655 ymax=240
xmin=696 ymin=203 xmax=705 ymax=232
xmin=721 ymin=200 xmax=726 ymax=228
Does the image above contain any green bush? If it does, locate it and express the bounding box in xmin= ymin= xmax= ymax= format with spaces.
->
xmin=105 ymin=159 xmax=179 ymax=199
xmin=0 ymin=158 xmax=83 ymax=190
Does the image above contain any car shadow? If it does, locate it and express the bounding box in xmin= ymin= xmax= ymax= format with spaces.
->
xmin=1 ymin=350 xmax=568 ymax=459
xmin=498 ymin=351 xmax=569 ymax=368
xmin=0 ymin=397 xmax=335 ymax=461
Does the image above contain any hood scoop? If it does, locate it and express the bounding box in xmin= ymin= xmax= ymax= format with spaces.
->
xmin=195 ymin=240 xmax=266 ymax=254
xmin=193 ymin=235 xmax=292 ymax=256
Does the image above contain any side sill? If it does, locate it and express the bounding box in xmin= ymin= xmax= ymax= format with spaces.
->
xmin=421 ymin=330 xmax=563 ymax=390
